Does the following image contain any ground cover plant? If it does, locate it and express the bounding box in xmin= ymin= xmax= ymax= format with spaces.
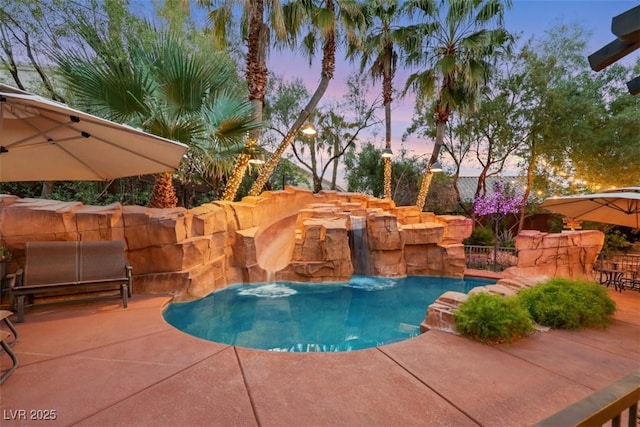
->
xmin=517 ymin=278 xmax=616 ymax=329
xmin=453 ymin=291 xmax=534 ymax=344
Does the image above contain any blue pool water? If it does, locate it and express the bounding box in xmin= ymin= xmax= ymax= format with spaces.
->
xmin=163 ymin=276 xmax=494 ymax=352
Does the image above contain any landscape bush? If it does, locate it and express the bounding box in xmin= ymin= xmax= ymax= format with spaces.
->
xmin=463 ymin=226 xmax=495 ymax=246
xmin=517 ymin=278 xmax=616 ymax=329
xmin=454 ymin=292 xmax=534 ymax=344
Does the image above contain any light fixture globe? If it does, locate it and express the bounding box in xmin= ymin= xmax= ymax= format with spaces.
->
xmin=381 ymin=147 xmax=393 ymax=158
xmin=248 ymin=154 xmax=264 ymax=165
xmin=430 ymin=161 xmax=443 ymax=172
xmin=301 ymin=122 xmax=317 ymax=136
xmin=245 ymin=145 xmax=264 ymax=165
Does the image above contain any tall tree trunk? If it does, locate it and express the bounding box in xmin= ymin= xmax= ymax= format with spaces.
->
xmin=249 ymin=0 xmax=337 ymax=196
xmin=223 ymin=0 xmax=267 ymax=201
xmin=41 ymin=182 xmax=54 ymax=198
xmin=331 ymin=138 xmax=339 ymax=189
xmin=415 ymin=118 xmax=446 ymax=210
xmin=149 ymin=172 xmax=178 ymax=208
xmin=383 ymin=46 xmax=394 ymax=200
xmin=311 ymin=138 xmax=323 ymax=192
xmin=518 ymin=140 xmax=537 ymax=232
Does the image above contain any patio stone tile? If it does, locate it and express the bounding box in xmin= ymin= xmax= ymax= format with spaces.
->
xmin=74 ymin=347 xmax=257 ymax=427
xmin=4 ymin=296 xmax=172 ymax=358
xmin=0 ymin=351 xmax=192 ymax=426
xmin=72 ymin=328 xmax=229 ymax=367
xmin=236 ymin=346 xmax=477 ymax=427
xmin=497 ymin=326 xmax=640 ymax=389
xmin=380 ymin=331 xmax=595 ymax=427
xmin=611 ymin=289 xmax=640 ymax=324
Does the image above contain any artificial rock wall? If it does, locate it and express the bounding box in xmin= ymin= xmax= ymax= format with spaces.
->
xmin=0 ymin=187 xmax=473 ymax=301
xmin=422 ymin=229 xmax=605 ymax=333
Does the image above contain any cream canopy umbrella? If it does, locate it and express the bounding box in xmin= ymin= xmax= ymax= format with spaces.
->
xmin=0 ymin=84 xmax=188 ymax=182
xmin=541 ymin=187 xmax=640 ymax=228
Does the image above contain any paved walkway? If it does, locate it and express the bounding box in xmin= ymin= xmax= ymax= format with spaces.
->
xmin=0 ymin=287 xmax=638 ymax=426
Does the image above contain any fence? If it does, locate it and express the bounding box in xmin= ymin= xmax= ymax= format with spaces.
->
xmin=594 ymin=253 xmax=640 ymax=291
xmin=464 ymin=245 xmax=518 ymax=272
xmin=534 ymin=369 xmax=639 ymax=427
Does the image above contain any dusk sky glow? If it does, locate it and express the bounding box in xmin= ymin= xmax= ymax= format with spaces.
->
xmin=266 ymin=1 xmax=639 ymax=173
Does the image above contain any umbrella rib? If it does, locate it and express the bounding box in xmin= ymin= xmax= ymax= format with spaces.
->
xmin=8 ymin=98 xmax=182 ymax=149
xmin=3 ymin=117 xmax=73 ymax=149
xmin=55 ymin=144 xmax=108 ymax=180
xmin=0 ymin=89 xmax=187 ymax=182
xmin=88 ymin=133 xmax=180 ymax=170
xmin=590 ymin=198 xmax=640 ymax=215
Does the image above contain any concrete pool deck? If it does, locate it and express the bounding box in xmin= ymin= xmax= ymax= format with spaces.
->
xmin=0 ymin=286 xmax=638 ymax=426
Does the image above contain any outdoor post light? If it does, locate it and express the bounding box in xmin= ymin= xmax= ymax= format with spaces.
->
xmin=247 ymin=146 xmax=264 ymax=165
xmin=430 ymin=161 xmax=443 ymax=172
xmin=381 ymin=147 xmax=393 ymax=158
xmin=301 ymin=122 xmax=317 ymax=136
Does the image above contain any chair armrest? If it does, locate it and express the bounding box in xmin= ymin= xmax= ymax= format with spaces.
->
xmin=125 ymin=264 xmax=132 ymax=278
xmin=5 ymin=268 xmax=23 ymax=288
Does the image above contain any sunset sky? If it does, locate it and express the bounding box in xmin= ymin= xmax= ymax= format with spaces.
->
xmin=267 ymin=1 xmax=638 ymax=171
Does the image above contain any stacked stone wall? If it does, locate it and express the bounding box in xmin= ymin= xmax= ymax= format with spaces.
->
xmin=0 ymin=187 xmax=473 ymax=301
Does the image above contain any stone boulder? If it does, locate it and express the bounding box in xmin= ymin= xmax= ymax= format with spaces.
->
xmin=504 ymin=230 xmax=604 ymax=281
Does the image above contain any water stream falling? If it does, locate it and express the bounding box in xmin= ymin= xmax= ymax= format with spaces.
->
xmin=349 ymin=216 xmax=371 ymax=275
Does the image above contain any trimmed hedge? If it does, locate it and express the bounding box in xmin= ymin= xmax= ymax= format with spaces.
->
xmin=517 ymin=278 xmax=616 ymax=329
xmin=453 ymin=292 xmax=534 ymax=344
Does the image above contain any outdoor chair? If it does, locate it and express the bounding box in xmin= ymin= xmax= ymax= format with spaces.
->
xmin=0 ymin=310 xmax=18 ymax=346
xmin=0 ymin=310 xmax=19 ymax=384
xmin=622 ymin=264 xmax=640 ymax=291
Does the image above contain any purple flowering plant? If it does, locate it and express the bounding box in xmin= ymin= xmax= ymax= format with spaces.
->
xmin=473 ymin=181 xmax=524 ymax=218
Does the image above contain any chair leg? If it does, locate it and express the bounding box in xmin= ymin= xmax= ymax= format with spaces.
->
xmin=122 ymin=284 xmax=128 ymax=309
xmin=16 ymin=296 xmax=25 ymax=323
xmin=0 ymin=331 xmax=19 ymax=384
xmin=0 ymin=310 xmax=18 ymax=346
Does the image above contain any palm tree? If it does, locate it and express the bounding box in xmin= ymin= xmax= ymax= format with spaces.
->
xmin=248 ymin=0 xmax=367 ymax=196
xmin=404 ymin=0 xmax=512 ymax=210
xmin=204 ymin=1 xmax=287 ymax=201
xmin=351 ymin=0 xmax=413 ymax=200
xmin=56 ymin=28 xmax=260 ymax=207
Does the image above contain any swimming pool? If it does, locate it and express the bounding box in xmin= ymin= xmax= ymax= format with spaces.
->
xmin=163 ymin=276 xmax=494 ymax=352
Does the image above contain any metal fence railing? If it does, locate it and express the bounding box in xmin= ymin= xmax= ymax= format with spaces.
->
xmin=464 ymin=245 xmax=518 ymax=272
xmin=534 ymin=369 xmax=639 ymax=427
xmin=594 ymin=253 xmax=640 ymax=291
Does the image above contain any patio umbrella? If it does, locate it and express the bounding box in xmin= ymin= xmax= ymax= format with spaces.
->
xmin=0 ymin=84 xmax=188 ymax=182
xmin=541 ymin=187 xmax=640 ymax=228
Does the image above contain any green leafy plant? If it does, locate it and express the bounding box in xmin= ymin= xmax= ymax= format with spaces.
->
xmin=464 ymin=226 xmax=495 ymax=246
xmin=454 ymin=292 xmax=534 ymax=344
xmin=517 ymin=278 xmax=616 ymax=329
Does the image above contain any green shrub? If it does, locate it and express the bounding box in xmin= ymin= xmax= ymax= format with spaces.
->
xmin=517 ymin=278 xmax=616 ymax=329
xmin=464 ymin=226 xmax=495 ymax=246
xmin=454 ymin=292 xmax=534 ymax=344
